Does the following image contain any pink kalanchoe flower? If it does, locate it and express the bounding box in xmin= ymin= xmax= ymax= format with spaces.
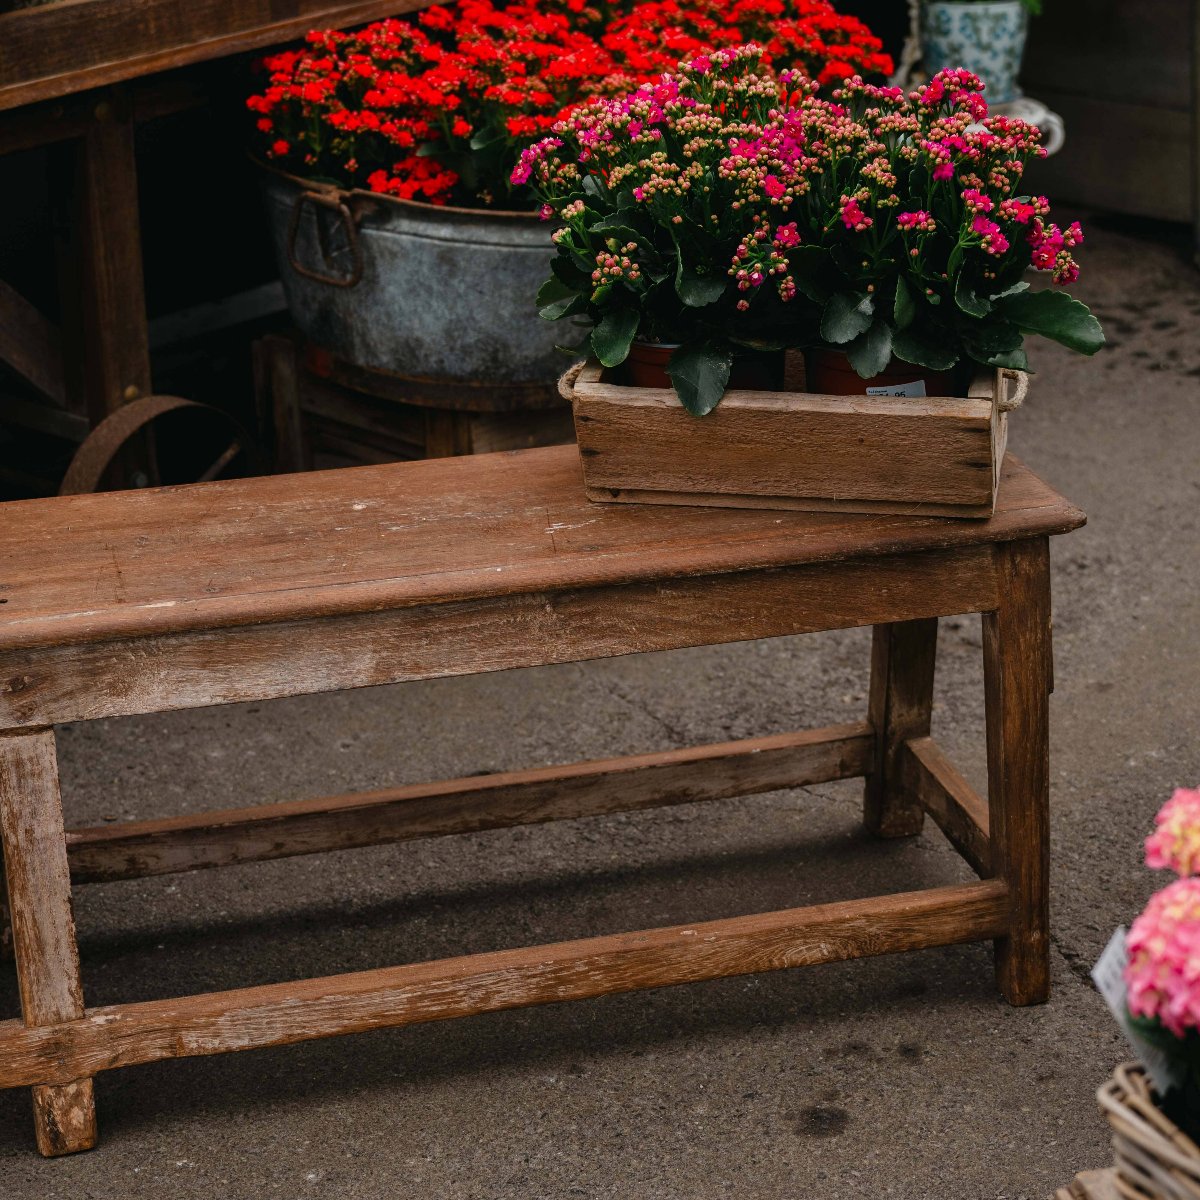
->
xmin=933 ymin=161 xmax=954 ymax=182
xmin=999 ymin=198 xmax=1037 ymax=224
xmin=972 ymin=214 xmax=1009 ymax=255
xmin=962 ymin=187 xmax=994 ymax=214
xmin=773 ymin=221 xmax=801 ymax=248
xmin=1126 ymin=876 xmax=1200 ymax=1038
xmin=763 ymin=174 xmax=786 ymax=199
xmin=1146 ymin=787 xmax=1200 ymax=877
xmin=840 ymin=194 xmax=872 ymax=231
xmin=897 ymin=209 xmax=936 ymax=232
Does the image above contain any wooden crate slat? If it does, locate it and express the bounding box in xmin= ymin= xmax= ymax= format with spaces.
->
xmin=572 ymin=363 xmax=1007 ymax=515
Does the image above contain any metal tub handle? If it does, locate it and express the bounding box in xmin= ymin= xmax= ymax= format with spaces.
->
xmin=286 ymin=190 xmax=364 ymax=288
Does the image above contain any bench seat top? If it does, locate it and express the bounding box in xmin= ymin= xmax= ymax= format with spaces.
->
xmin=0 ymin=444 xmax=1083 ymax=654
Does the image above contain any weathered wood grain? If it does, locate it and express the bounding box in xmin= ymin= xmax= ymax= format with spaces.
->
xmin=863 ymin=620 xmax=938 ymax=838
xmin=69 ymin=100 xmax=153 ymax=425
xmin=583 ymin=486 xmax=997 ymax=519
xmin=572 ymin=362 xmax=1001 ymax=513
xmin=0 ymin=880 xmax=1010 ymax=1090
xmin=901 ymin=736 xmax=991 ymax=878
xmin=0 ymin=731 xmax=95 ymax=1154
xmin=65 ymin=723 xmax=873 ymax=883
xmin=0 ymin=444 xmax=1084 ymax=656
xmin=0 ymin=548 xmax=1000 ymax=730
xmin=983 ymin=538 xmax=1053 ymax=1005
xmin=0 ymin=0 xmax=432 ymax=112
xmin=0 ymin=279 xmax=65 ymax=406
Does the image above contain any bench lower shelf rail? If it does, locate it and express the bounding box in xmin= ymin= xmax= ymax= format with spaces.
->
xmin=63 ymin=721 xmax=875 ymax=883
xmin=0 ymin=879 xmax=1009 ymax=1090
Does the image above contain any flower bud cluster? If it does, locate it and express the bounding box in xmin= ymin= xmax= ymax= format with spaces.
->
xmin=592 ymin=241 xmax=644 ymax=290
xmin=728 ymin=218 xmax=799 ymax=308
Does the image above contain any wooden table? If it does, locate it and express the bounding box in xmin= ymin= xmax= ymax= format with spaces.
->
xmin=0 ymin=443 xmax=1084 ymax=1155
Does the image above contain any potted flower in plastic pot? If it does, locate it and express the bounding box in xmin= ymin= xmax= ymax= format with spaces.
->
xmin=247 ymin=0 xmax=894 ymax=389
xmin=921 ymin=0 xmax=1041 ymax=105
xmin=1094 ymin=787 xmax=1200 ymax=1198
xmin=535 ymin=48 xmax=1102 ymax=515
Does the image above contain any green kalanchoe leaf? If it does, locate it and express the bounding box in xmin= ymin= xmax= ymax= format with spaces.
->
xmin=540 ymin=293 xmax=585 ymax=320
xmin=675 ymin=254 xmax=726 ymax=307
xmin=790 ymin=245 xmax=839 ymax=303
xmin=536 ymin=275 xmax=580 ymax=320
xmin=592 ymin=215 xmax=640 ymax=237
xmin=846 ymin=319 xmax=894 ymax=379
xmin=893 ymin=276 xmax=916 ymax=330
xmin=551 ymin=256 xmax=591 ymax=288
xmin=821 ymin=292 xmax=875 ymax=345
xmin=999 ymin=289 xmax=1106 ymax=355
xmin=992 ymin=280 xmax=1030 ymax=300
xmin=955 ymin=274 xmax=992 ymax=319
xmin=964 ymin=319 xmax=1023 ymax=354
xmin=590 ymin=308 xmax=640 ymax=368
xmin=893 ymin=326 xmax=960 ymax=371
xmin=666 ymin=343 xmax=732 ymax=416
xmin=985 ymin=348 xmax=1030 ymax=371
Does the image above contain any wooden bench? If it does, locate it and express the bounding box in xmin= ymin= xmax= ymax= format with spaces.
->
xmin=0 ymin=443 xmax=1084 ymax=1155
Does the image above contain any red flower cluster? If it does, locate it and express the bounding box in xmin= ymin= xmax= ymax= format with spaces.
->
xmin=602 ymin=0 xmax=892 ymax=87
xmin=248 ymin=0 xmax=892 ymax=208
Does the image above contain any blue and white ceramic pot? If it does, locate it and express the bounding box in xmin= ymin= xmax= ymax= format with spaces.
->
xmin=921 ymin=0 xmax=1029 ymax=105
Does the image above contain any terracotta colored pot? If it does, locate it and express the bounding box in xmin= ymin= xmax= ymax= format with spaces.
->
xmin=625 ymin=341 xmax=783 ymax=391
xmin=805 ymin=348 xmax=958 ymax=397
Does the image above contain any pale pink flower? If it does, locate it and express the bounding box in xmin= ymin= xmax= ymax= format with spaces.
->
xmin=1126 ymin=877 xmax=1200 ymax=1038
xmin=1146 ymin=787 xmax=1200 ymax=877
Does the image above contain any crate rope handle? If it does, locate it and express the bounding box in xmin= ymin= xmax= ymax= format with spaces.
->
xmin=558 ymin=360 xmax=586 ymax=403
xmin=999 ymin=368 xmax=1029 ymax=413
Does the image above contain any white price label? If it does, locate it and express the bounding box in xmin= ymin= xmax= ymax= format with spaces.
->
xmin=1092 ymin=927 xmax=1178 ymax=1094
xmin=865 ymin=380 xmax=927 ymax=398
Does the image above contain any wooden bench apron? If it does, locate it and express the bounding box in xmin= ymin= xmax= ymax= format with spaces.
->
xmin=0 ymin=443 xmax=1084 ymax=1155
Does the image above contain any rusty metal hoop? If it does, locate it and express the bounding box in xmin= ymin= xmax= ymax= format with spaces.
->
xmin=286 ymin=189 xmax=364 ymax=288
xmin=59 ymin=395 xmax=259 ymax=495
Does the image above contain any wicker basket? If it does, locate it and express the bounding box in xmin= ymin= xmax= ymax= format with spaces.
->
xmin=1099 ymin=1063 xmax=1200 ymax=1199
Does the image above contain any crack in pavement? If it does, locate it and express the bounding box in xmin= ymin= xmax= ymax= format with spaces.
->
xmin=1050 ymin=928 xmax=1097 ymax=987
xmin=603 ymin=682 xmax=692 ymax=748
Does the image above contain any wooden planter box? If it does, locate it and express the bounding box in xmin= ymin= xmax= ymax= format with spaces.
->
xmin=568 ymin=359 xmax=1020 ymax=519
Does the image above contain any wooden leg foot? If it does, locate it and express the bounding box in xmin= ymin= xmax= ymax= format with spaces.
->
xmin=0 ymin=730 xmax=98 ymax=1154
xmin=983 ymin=539 xmax=1053 ymax=1006
xmin=864 ymin=618 xmax=938 ymax=837
xmin=33 ymin=1081 xmax=96 ymax=1156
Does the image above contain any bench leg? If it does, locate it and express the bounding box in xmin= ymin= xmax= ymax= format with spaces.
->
xmin=0 ymin=730 xmax=97 ymax=1155
xmin=864 ymin=618 xmax=938 ymax=837
xmin=983 ymin=538 xmax=1053 ymax=1006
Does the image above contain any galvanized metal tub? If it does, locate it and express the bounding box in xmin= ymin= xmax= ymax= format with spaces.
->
xmin=260 ymin=165 xmax=563 ymax=385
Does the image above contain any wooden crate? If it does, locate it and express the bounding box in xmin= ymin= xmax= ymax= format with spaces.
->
xmin=569 ymin=360 xmax=1017 ymax=518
